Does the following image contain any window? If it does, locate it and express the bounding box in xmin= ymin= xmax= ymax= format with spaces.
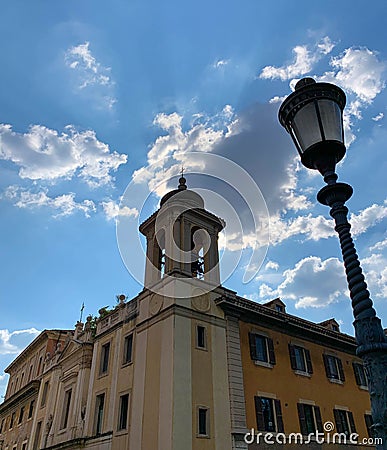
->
xmin=323 ymin=355 xmax=345 ymax=382
xmin=198 ymin=407 xmax=209 ymax=436
xmin=41 ymin=381 xmax=49 ymax=407
xmin=9 ymin=412 xmax=15 ymax=429
xmin=60 ymin=389 xmax=72 ymax=429
xmin=95 ymin=393 xmax=105 ymax=435
xmin=18 ymin=406 xmax=25 ymax=424
xmin=275 ymin=304 xmax=284 ymax=313
xmin=196 ymin=326 xmax=206 ymax=349
xmin=118 ymin=394 xmax=129 ymax=430
xmin=353 ymin=362 xmax=368 ymax=388
xmin=289 ymin=344 xmax=313 ymax=374
xmin=100 ymin=343 xmax=110 ymax=374
xmin=37 ymin=356 xmax=43 ymax=376
xmin=22 ymin=443 xmax=27 ymax=450
xmin=364 ymin=414 xmax=374 ymax=438
xmin=249 ymin=333 xmax=276 ymax=365
xmin=33 ymin=421 xmax=42 ymax=450
xmin=297 ymin=403 xmax=323 ymax=435
xmin=0 ymin=418 xmax=4 ymax=433
xmin=123 ymin=335 xmax=133 ymax=364
xmin=28 ymin=400 xmax=35 ymax=419
xmin=254 ymin=396 xmax=284 ymax=433
xmin=28 ymin=364 xmax=34 ymax=382
xmin=333 ymin=409 xmax=356 ymax=437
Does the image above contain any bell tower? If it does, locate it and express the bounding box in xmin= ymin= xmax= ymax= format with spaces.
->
xmin=129 ymin=177 xmax=234 ymax=450
xmin=139 ymin=176 xmax=225 ymax=290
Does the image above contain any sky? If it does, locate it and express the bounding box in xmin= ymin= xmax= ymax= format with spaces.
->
xmin=1 ymin=0 xmax=387 ymax=398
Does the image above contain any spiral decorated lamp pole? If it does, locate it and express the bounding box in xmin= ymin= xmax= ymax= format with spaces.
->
xmin=279 ymin=78 xmax=387 ymax=447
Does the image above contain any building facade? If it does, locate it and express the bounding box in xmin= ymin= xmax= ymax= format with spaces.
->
xmin=0 ymin=179 xmax=376 ymax=450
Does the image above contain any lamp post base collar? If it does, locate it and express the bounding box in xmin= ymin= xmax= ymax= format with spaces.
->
xmin=317 ymin=182 xmax=353 ymax=206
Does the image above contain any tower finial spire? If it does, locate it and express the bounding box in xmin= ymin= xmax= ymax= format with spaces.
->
xmin=178 ymin=166 xmax=187 ymax=190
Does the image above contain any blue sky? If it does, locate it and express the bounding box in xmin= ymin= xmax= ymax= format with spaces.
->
xmin=1 ymin=0 xmax=387 ymax=398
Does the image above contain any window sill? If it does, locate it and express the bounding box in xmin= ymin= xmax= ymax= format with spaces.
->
xmin=98 ymin=372 xmax=109 ymax=379
xmin=254 ymin=360 xmax=274 ymax=369
xmin=197 ymin=434 xmax=210 ymax=439
xmin=195 ymin=346 xmax=208 ymax=352
xmin=294 ymin=370 xmax=311 ymax=378
xmin=328 ymin=378 xmax=344 ymax=385
xmin=359 ymin=385 xmax=368 ymax=391
xmin=115 ymin=428 xmax=128 ymax=436
xmin=121 ymin=361 xmax=133 ymax=368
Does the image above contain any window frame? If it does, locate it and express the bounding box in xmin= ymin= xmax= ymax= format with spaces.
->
xmin=197 ymin=406 xmax=210 ymax=438
xmin=249 ymin=332 xmax=276 ymax=367
xmin=323 ymin=354 xmax=345 ymax=383
xmin=60 ymin=388 xmax=72 ymax=430
xmin=254 ymin=396 xmax=284 ymax=433
xmin=99 ymin=342 xmax=111 ymax=375
xmin=94 ymin=393 xmax=105 ymax=435
xmin=118 ymin=393 xmax=130 ymax=431
xmin=40 ymin=381 xmax=49 ymax=407
xmin=352 ymin=362 xmax=368 ymax=389
xmin=123 ymin=334 xmax=133 ymax=365
xmin=196 ymin=325 xmax=207 ymax=350
xmin=333 ymin=408 xmax=356 ymax=437
xmin=289 ymin=344 xmax=313 ymax=375
xmin=297 ymin=403 xmax=323 ymax=435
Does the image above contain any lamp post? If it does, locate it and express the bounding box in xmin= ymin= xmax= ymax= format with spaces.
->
xmin=279 ymin=78 xmax=387 ymax=447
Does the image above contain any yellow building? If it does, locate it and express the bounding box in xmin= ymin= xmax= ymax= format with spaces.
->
xmin=0 ymin=178 xmax=375 ymax=450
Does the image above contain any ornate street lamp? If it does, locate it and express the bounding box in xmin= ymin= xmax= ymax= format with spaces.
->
xmin=279 ymin=78 xmax=387 ymax=447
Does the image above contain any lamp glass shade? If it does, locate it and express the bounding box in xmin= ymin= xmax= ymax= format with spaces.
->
xmin=291 ymin=102 xmax=322 ymax=153
xmin=318 ymin=99 xmax=343 ymax=142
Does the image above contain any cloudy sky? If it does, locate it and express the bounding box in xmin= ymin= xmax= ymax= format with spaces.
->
xmin=1 ymin=0 xmax=387 ymax=398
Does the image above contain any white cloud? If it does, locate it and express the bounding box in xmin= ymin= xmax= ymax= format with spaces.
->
xmin=65 ymin=42 xmax=112 ymax=88
xmin=370 ymin=237 xmax=387 ymax=252
xmin=132 ymin=106 xmax=235 ymax=196
xmin=350 ymin=202 xmax=387 ymax=235
xmin=0 ymin=328 xmax=40 ymax=355
xmin=213 ymin=59 xmax=230 ymax=68
xmin=265 ymin=260 xmax=279 ymax=271
xmin=259 ymin=36 xmax=334 ymax=81
xmin=0 ymin=124 xmax=127 ymax=186
xmin=65 ymin=42 xmax=116 ymax=108
xmin=268 ymin=200 xmax=387 ymax=246
xmin=4 ymin=186 xmax=96 ymax=218
xmin=362 ymin=252 xmax=387 ymax=299
xmin=372 ymin=112 xmax=384 ymax=122
xmin=102 ymin=200 xmax=139 ymax=221
xmin=269 ymin=95 xmax=287 ymax=104
xmin=260 ymin=256 xmax=348 ymax=309
xmin=327 ymin=48 xmax=385 ymax=103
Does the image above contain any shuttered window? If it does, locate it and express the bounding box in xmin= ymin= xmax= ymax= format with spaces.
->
xmin=297 ymin=403 xmax=323 ymax=435
xmin=254 ymin=396 xmax=284 ymax=433
xmin=352 ymin=362 xmax=368 ymax=387
xmin=364 ymin=414 xmax=373 ymax=438
xmin=333 ymin=409 xmax=356 ymax=437
xmin=289 ymin=344 xmax=313 ymax=374
xmin=249 ymin=333 xmax=276 ymax=365
xmin=323 ymin=355 xmax=345 ymax=381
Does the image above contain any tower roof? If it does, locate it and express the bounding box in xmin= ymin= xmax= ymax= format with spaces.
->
xmin=160 ymin=176 xmax=205 ymax=208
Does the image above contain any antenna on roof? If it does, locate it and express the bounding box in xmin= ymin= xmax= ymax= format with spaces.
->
xmin=181 ymin=165 xmax=185 ymax=178
xmin=79 ymin=302 xmax=85 ymax=322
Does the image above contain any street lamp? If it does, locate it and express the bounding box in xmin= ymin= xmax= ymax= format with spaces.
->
xmin=279 ymin=77 xmax=387 ymax=447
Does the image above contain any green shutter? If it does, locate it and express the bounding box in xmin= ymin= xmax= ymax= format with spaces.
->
xmin=305 ymin=349 xmax=313 ymax=374
xmin=288 ymin=344 xmax=297 ymax=370
xmin=254 ymin=396 xmax=264 ymax=431
xmin=297 ymin=403 xmax=307 ymax=435
xmin=267 ymin=338 xmax=276 ymax=365
xmin=314 ymin=406 xmax=323 ymax=433
xmin=249 ymin=333 xmax=257 ymax=361
xmin=337 ymin=358 xmax=345 ymax=382
xmin=274 ymin=399 xmax=284 ymax=433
